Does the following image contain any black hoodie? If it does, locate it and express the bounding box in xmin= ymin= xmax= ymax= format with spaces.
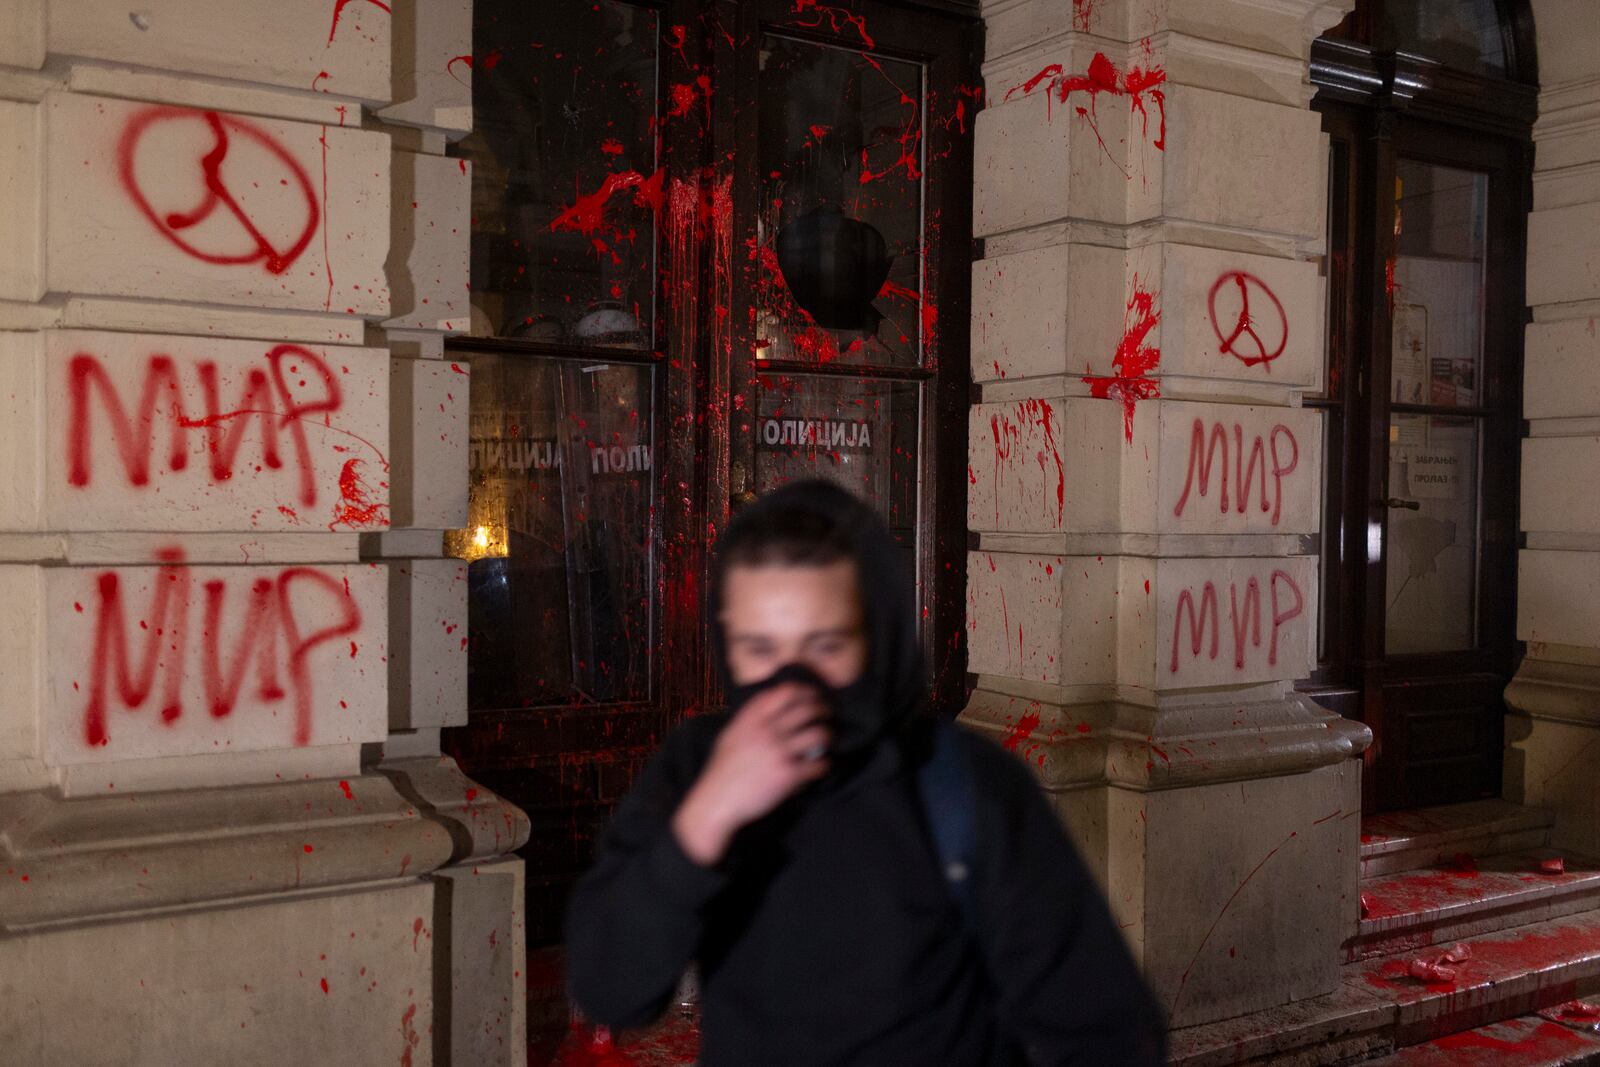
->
xmin=565 ymin=481 xmax=1169 ymax=1065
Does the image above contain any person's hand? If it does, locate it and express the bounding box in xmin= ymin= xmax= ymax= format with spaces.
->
xmin=671 ymin=683 xmax=832 ymax=867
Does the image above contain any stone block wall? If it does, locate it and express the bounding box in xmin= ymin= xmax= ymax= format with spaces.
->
xmin=1504 ymin=0 xmax=1600 ymax=858
xmin=961 ymin=0 xmax=1369 ymax=1028
xmin=0 ymin=1 xmax=525 ymax=1062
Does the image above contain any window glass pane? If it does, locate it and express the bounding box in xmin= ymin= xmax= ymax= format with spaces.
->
xmin=753 ymin=34 xmax=927 ymax=368
xmin=753 ymin=374 xmax=920 ymax=559
xmin=1379 ymin=0 xmax=1507 ymax=75
xmin=1385 ymin=414 xmax=1479 ymax=654
xmin=454 ymin=0 xmax=659 ymax=346
xmin=447 ymin=354 xmax=655 ymax=706
xmin=1389 ymin=163 xmax=1487 ymax=409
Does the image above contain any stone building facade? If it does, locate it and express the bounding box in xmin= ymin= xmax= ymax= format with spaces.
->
xmin=0 ymin=0 xmax=1595 ymax=1062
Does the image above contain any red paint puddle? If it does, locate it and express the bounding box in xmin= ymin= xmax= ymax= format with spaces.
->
xmin=1083 ymin=276 xmax=1161 ymax=442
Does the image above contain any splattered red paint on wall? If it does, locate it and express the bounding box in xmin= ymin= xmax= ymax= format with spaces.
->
xmin=1083 ymin=276 xmax=1161 ymax=443
xmin=78 ymin=551 xmax=364 ymax=748
xmin=1006 ymin=52 xmax=1167 ymax=173
xmin=65 ymin=345 xmax=386 ymax=527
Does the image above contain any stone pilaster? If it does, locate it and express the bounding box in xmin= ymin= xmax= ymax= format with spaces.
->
xmin=0 ymin=0 xmax=522 ymax=1061
xmin=963 ymin=0 xmax=1368 ymax=1027
xmin=1503 ymin=0 xmax=1600 ymax=859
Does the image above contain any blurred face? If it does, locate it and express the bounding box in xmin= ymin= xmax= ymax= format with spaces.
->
xmin=720 ymin=560 xmax=868 ymax=688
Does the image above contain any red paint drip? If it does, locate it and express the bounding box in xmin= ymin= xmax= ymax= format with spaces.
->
xmin=1005 ymin=52 xmax=1167 ymax=172
xmin=1072 ymin=0 xmax=1098 ymax=32
xmin=326 ymin=0 xmax=389 ymax=44
xmin=1083 ymin=275 xmax=1161 ymax=443
xmin=338 ymin=779 xmax=354 ymax=800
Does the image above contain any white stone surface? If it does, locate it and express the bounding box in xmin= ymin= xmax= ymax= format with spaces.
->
xmin=0 ymin=882 xmax=435 ymax=1066
xmin=388 ymin=557 xmax=468 ymax=732
xmin=1155 ymin=401 xmax=1320 ymax=535
xmin=1527 ymin=201 xmax=1600 ymax=307
xmin=967 ymin=550 xmax=1117 ymax=685
xmin=970 ymin=242 xmax=1128 ymax=382
xmin=0 ymin=0 xmax=44 ymax=69
xmin=0 ymin=329 xmax=389 ymax=533
xmin=1157 ymin=243 xmax=1322 ymax=388
xmin=1525 ymin=319 xmax=1600 ymax=420
xmin=34 ymin=558 xmax=387 ymax=765
xmin=48 ymin=0 xmax=391 ymax=103
xmin=0 ymin=567 xmax=43 ymax=764
xmin=1162 ymin=83 xmax=1325 ymax=240
xmin=1141 ymin=554 xmax=1318 ymax=689
xmin=44 ymin=92 xmax=390 ymax=316
xmin=1522 ymin=437 xmax=1600 ymax=535
xmin=0 ymin=101 xmax=43 ymax=303
xmin=1519 ymin=549 xmax=1600 ymax=648
xmin=384 ymin=150 xmax=470 ymax=332
xmin=968 ymin=397 xmax=1317 ymax=535
xmin=376 ymin=0 xmax=472 ymax=135
xmin=391 ymin=356 xmax=468 ymax=529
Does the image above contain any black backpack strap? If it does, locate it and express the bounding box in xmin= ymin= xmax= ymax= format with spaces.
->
xmin=916 ymin=718 xmax=978 ymax=931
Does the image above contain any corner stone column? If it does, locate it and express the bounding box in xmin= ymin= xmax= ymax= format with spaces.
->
xmin=962 ymin=0 xmax=1369 ymax=1027
xmin=1503 ymin=0 xmax=1600 ymax=859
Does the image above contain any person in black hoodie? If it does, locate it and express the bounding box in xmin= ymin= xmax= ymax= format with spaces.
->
xmin=566 ymin=480 xmax=1168 ymax=1065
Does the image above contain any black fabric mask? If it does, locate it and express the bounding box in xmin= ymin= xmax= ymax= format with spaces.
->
xmin=712 ymin=480 xmax=927 ymax=762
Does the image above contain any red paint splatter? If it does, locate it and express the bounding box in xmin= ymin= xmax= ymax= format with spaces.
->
xmin=668 ymin=82 xmax=698 ymax=118
xmin=1002 ymin=709 xmax=1041 ymax=752
xmin=320 ymin=976 xmax=329 ymax=994
xmin=338 ymin=779 xmax=354 ymax=800
xmin=1083 ymin=276 xmax=1161 ymax=442
xmin=326 ymin=0 xmax=389 ymax=44
xmin=599 ymin=139 xmax=625 ymax=156
xmin=548 ymin=169 xmax=665 ymax=237
xmin=1072 ymin=0 xmax=1098 ymax=32
xmin=790 ymin=0 xmax=873 ymax=48
xmin=665 ymin=25 xmax=690 ymax=68
xmin=1005 ymin=52 xmax=1167 ymax=173
xmin=328 ymin=457 xmax=389 ymax=530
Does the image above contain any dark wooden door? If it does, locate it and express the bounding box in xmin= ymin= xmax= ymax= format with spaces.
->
xmin=1308 ymin=83 xmax=1532 ymax=810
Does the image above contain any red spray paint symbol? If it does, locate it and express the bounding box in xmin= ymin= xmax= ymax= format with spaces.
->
xmin=1208 ymin=271 xmax=1288 ymax=369
xmin=118 ymin=107 xmax=319 ymax=276
xmin=1083 ymin=276 xmax=1161 ymax=443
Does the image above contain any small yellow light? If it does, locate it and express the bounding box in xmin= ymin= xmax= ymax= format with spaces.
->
xmin=473 ymin=525 xmax=490 ymax=550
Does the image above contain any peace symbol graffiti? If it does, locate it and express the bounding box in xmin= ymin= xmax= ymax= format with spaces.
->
xmin=1207 ymin=271 xmax=1288 ymax=369
xmin=117 ymin=106 xmax=320 ymax=276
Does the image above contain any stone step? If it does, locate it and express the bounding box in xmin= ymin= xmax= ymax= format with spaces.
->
xmin=1170 ymin=908 xmax=1600 ymax=1066
xmin=1349 ymin=848 xmax=1600 ymax=960
xmin=1361 ymin=799 xmax=1553 ymax=879
xmin=1357 ymin=1009 xmax=1600 ymax=1065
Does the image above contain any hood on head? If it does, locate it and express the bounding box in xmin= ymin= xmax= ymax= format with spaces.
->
xmin=710 ymin=479 xmax=926 ymax=755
